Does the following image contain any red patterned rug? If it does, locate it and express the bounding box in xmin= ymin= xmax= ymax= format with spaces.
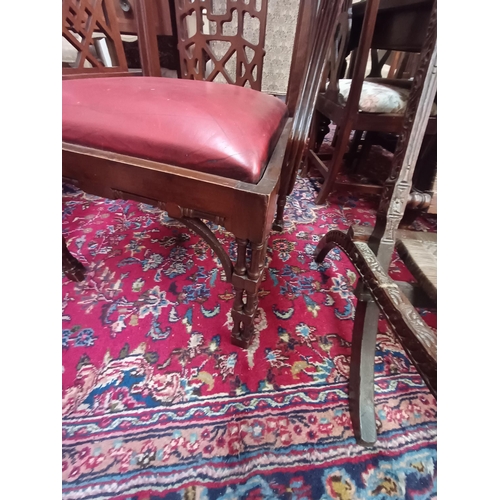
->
xmin=62 ymin=174 xmax=437 ymax=500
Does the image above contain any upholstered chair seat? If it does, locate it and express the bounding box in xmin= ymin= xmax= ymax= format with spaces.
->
xmin=338 ymin=79 xmax=437 ymax=115
xmin=62 ymin=77 xmax=289 ymax=184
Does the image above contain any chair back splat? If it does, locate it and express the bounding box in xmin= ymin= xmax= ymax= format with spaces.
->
xmin=174 ymin=0 xmax=268 ymax=90
xmin=62 ymin=0 xmax=130 ymax=79
xmin=63 ymin=0 xmax=345 ymax=347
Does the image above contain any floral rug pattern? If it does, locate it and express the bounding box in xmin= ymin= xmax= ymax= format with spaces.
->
xmin=62 ymin=175 xmax=437 ymax=500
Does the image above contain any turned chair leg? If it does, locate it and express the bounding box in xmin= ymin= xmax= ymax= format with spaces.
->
xmin=272 ymin=195 xmax=287 ymax=232
xmin=230 ymin=238 xmax=267 ymax=348
xmin=62 ymin=235 xmax=86 ymax=282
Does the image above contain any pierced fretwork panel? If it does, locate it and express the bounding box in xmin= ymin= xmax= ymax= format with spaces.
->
xmin=62 ymin=0 xmax=129 ymax=77
xmin=174 ymin=0 xmax=269 ymax=90
xmin=323 ymin=0 xmax=352 ymax=99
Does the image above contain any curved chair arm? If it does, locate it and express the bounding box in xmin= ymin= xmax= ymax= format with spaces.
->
xmin=315 ymin=228 xmax=436 ymax=396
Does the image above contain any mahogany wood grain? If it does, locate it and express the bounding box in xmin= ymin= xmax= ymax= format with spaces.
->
xmin=62 ymin=0 xmax=342 ymax=346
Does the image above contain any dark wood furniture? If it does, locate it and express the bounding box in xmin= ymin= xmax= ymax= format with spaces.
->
xmin=112 ymin=0 xmax=174 ymax=36
xmin=174 ymin=0 xmax=268 ymax=90
xmin=62 ymin=0 xmax=345 ymax=348
xmin=314 ymin=0 xmax=437 ymax=445
xmin=350 ymin=0 xmax=433 ymax=53
xmin=62 ymin=0 xmax=162 ymax=78
xmin=303 ymin=0 xmax=436 ymax=205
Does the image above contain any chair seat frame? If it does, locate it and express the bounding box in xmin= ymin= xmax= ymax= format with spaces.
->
xmin=63 ymin=119 xmax=291 ymax=347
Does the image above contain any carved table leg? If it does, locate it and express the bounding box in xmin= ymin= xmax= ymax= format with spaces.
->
xmin=349 ymin=294 xmax=379 ymax=446
xmin=231 ymin=239 xmax=268 ymax=348
xmin=314 ymin=229 xmax=378 ymax=445
xmin=62 ymin=235 xmax=85 ymax=282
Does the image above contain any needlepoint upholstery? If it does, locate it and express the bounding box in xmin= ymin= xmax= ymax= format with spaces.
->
xmin=338 ymin=79 xmax=438 ymax=115
xmin=62 ymin=77 xmax=289 ymax=184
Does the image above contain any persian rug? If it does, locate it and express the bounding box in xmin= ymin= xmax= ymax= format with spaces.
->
xmin=62 ymin=174 xmax=437 ymax=500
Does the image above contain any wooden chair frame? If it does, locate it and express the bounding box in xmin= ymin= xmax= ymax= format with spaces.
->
xmin=62 ymin=0 xmax=344 ymax=348
xmin=314 ymin=0 xmax=437 ymax=445
xmin=303 ymin=0 xmax=436 ymax=205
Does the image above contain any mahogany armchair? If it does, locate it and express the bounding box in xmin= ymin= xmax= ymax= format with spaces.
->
xmin=313 ymin=1 xmax=437 ymax=445
xmin=62 ymin=0 xmax=343 ymax=348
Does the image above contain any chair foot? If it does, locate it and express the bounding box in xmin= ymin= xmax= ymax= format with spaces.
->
xmin=62 ymin=236 xmax=86 ymax=282
xmin=272 ymin=195 xmax=287 ymax=232
xmin=272 ymin=219 xmax=284 ymax=232
xmin=230 ymin=239 xmax=267 ymax=348
xmin=231 ymin=316 xmax=255 ymax=349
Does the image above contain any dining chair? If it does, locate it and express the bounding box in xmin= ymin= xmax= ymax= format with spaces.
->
xmin=302 ymin=0 xmax=437 ymax=205
xmin=313 ymin=0 xmax=437 ymax=445
xmin=62 ymin=0 xmax=343 ymax=348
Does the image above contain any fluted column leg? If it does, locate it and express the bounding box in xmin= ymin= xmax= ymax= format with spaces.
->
xmin=231 ymin=239 xmax=268 ymax=348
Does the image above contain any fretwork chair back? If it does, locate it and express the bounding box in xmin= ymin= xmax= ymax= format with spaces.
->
xmin=303 ymin=0 xmax=437 ymax=205
xmin=173 ymin=0 xmax=267 ymax=90
xmin=62 ymin=0 xmax=346 ymax=348
xmin=313 ymin=0 xmax=437 ymax=445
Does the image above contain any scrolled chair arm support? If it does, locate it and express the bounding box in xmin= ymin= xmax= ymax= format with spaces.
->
xmin=314 ymin=228 xmax=437 ymax=397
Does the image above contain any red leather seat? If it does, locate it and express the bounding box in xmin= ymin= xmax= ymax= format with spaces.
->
xmin=62 ymin=77 xmax=288 ymax=184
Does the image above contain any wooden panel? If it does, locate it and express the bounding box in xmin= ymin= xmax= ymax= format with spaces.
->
xmin=112 ymin=0 xmax=173 ymax=35
xmin=350 ymin=0 xmax=433 ymax=52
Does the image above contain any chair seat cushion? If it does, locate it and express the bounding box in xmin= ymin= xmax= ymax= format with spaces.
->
xmin=338 ymin=79 xmax=437 ymax=115
xmin=62 ymin=77 xmax=289 ymax=184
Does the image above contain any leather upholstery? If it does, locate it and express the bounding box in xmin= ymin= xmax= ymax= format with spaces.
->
xmin=62 ymin=77 xmax=289 ymax=184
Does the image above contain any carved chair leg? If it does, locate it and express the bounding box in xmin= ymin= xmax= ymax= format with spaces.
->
xmin=272 ymin=195 xmax=287 ymax=232
xmin=62 ymin=235 xmax=85 ymax=282
xmin=349 ymin=295 xmax=379 ymax=446
xmin=231 ymin=239 xmax=268 ymax=348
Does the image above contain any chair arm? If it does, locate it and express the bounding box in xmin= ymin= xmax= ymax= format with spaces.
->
xmin=314 ymin=228 xmax=437 ymax=396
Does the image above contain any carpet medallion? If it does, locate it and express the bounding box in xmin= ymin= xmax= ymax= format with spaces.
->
xmin=62 ymin=176 xmax=437 ymax=500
